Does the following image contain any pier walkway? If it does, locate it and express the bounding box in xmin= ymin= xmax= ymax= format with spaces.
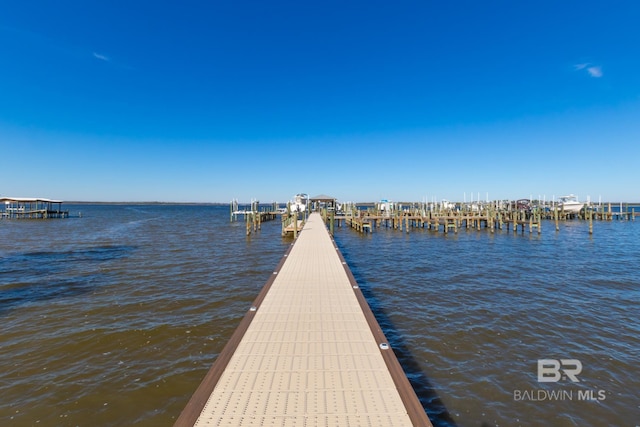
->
xmin=175 ymin=212 xmax=431 ymax=426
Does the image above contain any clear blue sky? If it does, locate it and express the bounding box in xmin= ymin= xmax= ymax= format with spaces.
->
xmin=1 ymin=1 xmax=639 ymax=203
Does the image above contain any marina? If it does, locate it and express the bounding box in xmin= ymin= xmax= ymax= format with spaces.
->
xmin=232 ymin=196 xmax=638 ymax=240
xmin=330 ymin=199 xmax=637 ymax=236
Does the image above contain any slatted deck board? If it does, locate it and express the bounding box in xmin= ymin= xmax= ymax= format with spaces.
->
xmin=175 ymin=212 xmax=431 ymax=427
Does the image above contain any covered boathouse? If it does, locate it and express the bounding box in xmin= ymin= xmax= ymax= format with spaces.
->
xmin=0 ymin=197 xmax=69 ymax=219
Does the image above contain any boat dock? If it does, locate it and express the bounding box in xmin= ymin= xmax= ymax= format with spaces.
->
xmin=175 ymin=212 xmax=432 ymax=426
xmin=230 ymin=199 xmax=308 ymax=237
xmin=329 ymin=201 xmax=636 ymax=236
xmin=0 ymin=197 xmax=69 ymax=219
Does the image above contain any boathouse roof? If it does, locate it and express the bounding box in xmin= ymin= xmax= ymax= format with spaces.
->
xmin=1 ymin=197 xmax=63 ymax=203
xmin=309 ymin=194 xmax=336 ymax=201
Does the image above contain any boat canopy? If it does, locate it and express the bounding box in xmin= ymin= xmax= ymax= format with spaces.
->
xmin=1 ymin=197 xmax=63 ymax=204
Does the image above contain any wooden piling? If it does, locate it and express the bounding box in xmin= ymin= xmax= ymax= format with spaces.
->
xmin=293 ymin=211 xmax=298 ymax=239
xmin=537 ymin=211 xmax=541 ymax=234
xmin=330 ymin=209 xmax=335 ymax=235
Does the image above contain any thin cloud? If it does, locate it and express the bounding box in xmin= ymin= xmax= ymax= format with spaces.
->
xmin=574 ymin=62 xmax=603 ymax=78
xmin=93 ymin=52 xmax=110 ymax=62
xmin=587 ymin=66 xmax=603 ymax=78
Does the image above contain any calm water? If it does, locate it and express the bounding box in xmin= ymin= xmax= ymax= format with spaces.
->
xmin=1 ymin=205 xmax=638 ymax=426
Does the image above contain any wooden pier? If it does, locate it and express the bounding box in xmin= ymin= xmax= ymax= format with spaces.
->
xmin=337 ymin=202 xmax=636 ymax=236
xmin=230 ymin=200 xmax=310 ymax=237
xmin=175 ymin=212 xmax=432 ymax=427
xmin=281 ymin=215 xmax=305 ymax=237
xmin=0 ymin=197 xmax=69 ymax=219
xmin=343 ymin=210 xmax=544 ymax=234
xmin=230 ymin=200 xmax=280 ymax=236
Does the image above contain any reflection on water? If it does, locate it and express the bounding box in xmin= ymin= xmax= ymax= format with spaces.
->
xmin=1 ymin=205 xmax=638 ymax=426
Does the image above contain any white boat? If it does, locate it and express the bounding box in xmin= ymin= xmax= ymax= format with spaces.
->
xmin=557 ymin=195 xmax=584 ymax=213
xmin=290 ymin=193 xmax=308 ymax=213
xmin=377 ymin=199 xmax=394 ymax=217
xmin=441 ymin=199 xmax=456 ymax=210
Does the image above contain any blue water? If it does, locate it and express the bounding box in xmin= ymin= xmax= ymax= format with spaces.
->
xmin=1 ymin=205 xmax=638 ymax=426
xmin=335 ymin=219 xmax=640 ymax=426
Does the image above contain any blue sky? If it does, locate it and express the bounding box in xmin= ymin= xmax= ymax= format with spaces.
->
xmin=1 ymin=1 xmax=639 ymax=203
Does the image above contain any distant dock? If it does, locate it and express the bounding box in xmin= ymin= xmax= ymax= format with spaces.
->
xmin=330 ymin=201 xmax=637 ymax=236
xmin=175 ymin=212 xmax=432 ymax=426
xmin=229 ymin=199 xmax=308 ymax=237
xmin=0 ymin=197 xmax=69 ymax=219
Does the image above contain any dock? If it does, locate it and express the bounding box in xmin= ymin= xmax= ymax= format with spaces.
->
xmin=0 ymin=197 xmax=69 ymax=219
xmin=175 ymin=212 xmax=432 ymax=426
xmin=229 ymin=199 xmax=307 ymax=237
xmin=332 ymin=201 xmax=637 ymax=236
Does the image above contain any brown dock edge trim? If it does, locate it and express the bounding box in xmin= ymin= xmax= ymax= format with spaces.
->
xmin=173 ymin=238 xmax=299 ymax=427
xmin=332 ymin=239 xmax=434 ymax=427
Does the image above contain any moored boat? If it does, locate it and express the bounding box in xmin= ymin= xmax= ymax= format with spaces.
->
xmin=557 ymin=195 xmax=584 ymax=213
xmin=290 ymin=193 xmax=308 ymax=213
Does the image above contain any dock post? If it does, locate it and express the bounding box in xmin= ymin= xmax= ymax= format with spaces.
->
xmin=589 ymin=208 xmax=593 ymax=234
xmin=488 ymin=209 xmax=493 ymax=233
xmin=625 ymin=203 xmax=629 ymax=221
xmin=538 ymin=211 xmax=542 ymax=234
xmin=330 ymin=209 xmax=335 ymax=235
xmin=555 ymin=207 xmax=559 ymax=231
xmin=293 ymin=211 xmax=298 ymax=239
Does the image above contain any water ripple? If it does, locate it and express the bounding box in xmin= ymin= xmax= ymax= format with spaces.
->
xmin=1 ymin=208 xmax=638 ymax=426
xmin=334 ymin=220 xmax=640 ymax=426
